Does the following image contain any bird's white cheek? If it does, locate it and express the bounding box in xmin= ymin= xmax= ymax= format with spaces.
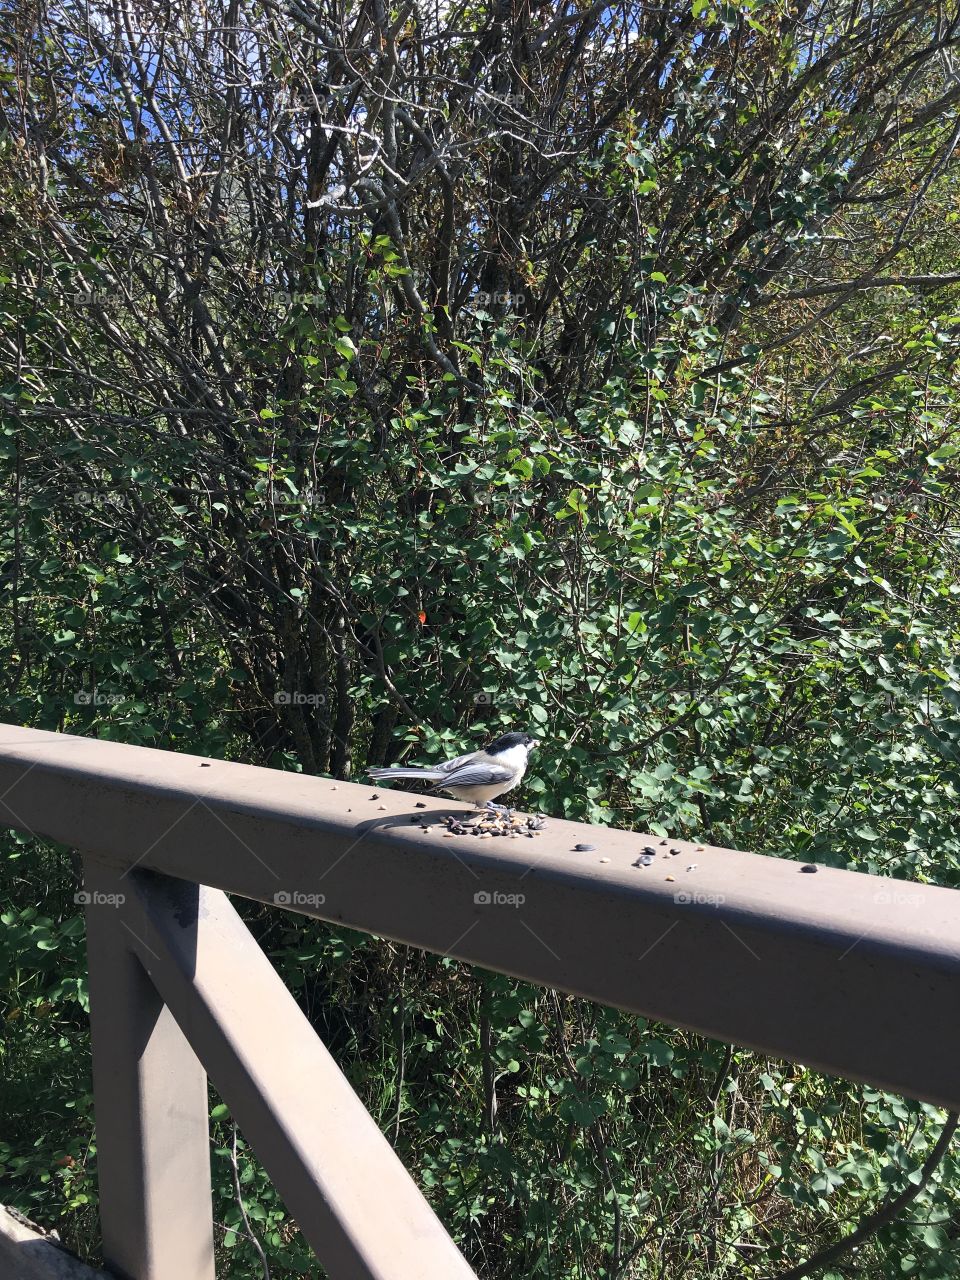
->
xmin=494 ymin=744 xmax=529 ymax=773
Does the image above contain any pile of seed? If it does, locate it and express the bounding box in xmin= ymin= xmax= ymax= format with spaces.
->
xmin=409 ymin=812 xmax=548 ymax=838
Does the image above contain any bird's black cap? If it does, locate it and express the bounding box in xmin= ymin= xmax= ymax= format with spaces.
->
xmin=485 ymin=732 xmax=539 ymax=753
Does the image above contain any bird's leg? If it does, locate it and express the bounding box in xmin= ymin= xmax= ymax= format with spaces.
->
xmin=467 ymin=802 xmax=499 ymax=825
xmin=462 ymin=803 xmax=490 ymax=825
xmin=483 ymin=800 xmax=512 ymax=816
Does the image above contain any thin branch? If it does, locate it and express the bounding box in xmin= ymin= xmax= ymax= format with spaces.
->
xmin=766 ymin=1111 xmax=959 ymax=1280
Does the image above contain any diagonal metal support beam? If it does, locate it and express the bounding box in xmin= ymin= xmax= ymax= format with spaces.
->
xmin=83 ymin=864 xmax=215 ymax=1280
xmin=94 ymin=864 xmax=477 ymax=1280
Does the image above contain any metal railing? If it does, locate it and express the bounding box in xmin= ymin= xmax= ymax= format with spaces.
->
xmin=1 ymin=722 xmax=959 ymax=1280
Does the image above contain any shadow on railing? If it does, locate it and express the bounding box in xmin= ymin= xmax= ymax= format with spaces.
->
xmin=2 ymin=723 xmax=960 ymax=1280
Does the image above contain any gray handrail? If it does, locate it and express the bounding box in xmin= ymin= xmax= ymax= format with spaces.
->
xmin=2 ymin=723 xmax=959 ymax=1278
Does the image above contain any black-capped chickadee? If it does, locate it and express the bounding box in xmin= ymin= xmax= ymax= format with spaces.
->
xmin=368 ymin=731 xmax=539 ymax=812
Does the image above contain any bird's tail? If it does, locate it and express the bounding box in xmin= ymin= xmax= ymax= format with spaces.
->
xmin=368 ymin=766 xmax=445 ymax=782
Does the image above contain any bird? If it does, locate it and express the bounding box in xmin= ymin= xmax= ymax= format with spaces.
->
xmin=368 ymin=731 xmax=539 ymax=813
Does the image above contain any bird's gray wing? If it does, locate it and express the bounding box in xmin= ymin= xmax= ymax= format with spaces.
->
xmin=369 ymin=748 xmax=480 ymax=782
xmin=368 ymin=766 xmax=445 ymax=780
xmin=435 ymin=749 xmax=481 ymax=775
xmin=435 ymin=760 xmax=515 ymax=788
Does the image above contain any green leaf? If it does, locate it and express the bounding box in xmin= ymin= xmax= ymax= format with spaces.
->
xmin=927 ymin=444 xmax=959 ymax=464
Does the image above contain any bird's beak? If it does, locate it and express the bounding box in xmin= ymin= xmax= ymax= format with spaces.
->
xmin=530 ymin=738 xmax=540 ymax=749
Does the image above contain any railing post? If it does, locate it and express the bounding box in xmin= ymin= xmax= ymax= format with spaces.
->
xmin=83 ymin=861 xmax=215 ymax=1280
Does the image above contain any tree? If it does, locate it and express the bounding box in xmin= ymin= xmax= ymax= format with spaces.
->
xmin=3 ymin=0 xmax=960 ymax=775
